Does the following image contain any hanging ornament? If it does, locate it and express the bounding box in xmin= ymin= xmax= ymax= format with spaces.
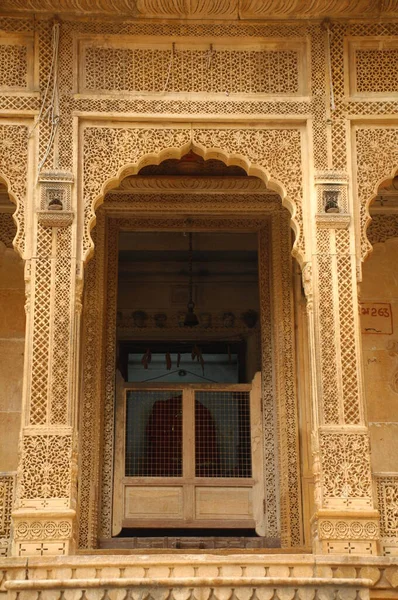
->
xmin=184 ymin=232 xmax=199 ymax=327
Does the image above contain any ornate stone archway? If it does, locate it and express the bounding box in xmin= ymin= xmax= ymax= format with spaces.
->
xmin=81 ymin=123 xmax=306 ymax=266
xmin=353 ymin=125 xmax=398 ymax=262
xmin=77 ymin=121 xmax=306 ymax=548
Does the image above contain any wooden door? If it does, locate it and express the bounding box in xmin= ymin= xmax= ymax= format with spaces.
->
xmin=113 ymin=373 xmax=265 ymax=535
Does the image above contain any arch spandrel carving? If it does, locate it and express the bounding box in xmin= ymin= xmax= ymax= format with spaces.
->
xmin=82 ymin=124 xmax=305 ymax=265
xmin=354 ymin=126 xmax=398 ymax=261
xmin=0 ymin=123 xmax=29 ymax=258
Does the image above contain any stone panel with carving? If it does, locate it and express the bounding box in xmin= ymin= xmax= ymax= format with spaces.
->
xmin=81 ymin=40 xmax=302 ymax=96
xmin=18 ymin=434 xmax=72 ymax=507
xmin=367 ymin=214 xmax=398 ymax=245
xmin=319 ymin=432 xmax=372 ymax=508
xmin=377 ymin=476 xmax=398 ymax=539
xmin=356 ymin=48 xmax=398 ymax=94
xmin=355 ymin=127 xmax=398 ymax=260
xmin=0 ymin=473 xmax=15 ymax=556
xmin=82 ymin=125 xmax=305 ymax=263
xmin=0 ymin=40 xmax=28 ymax=89
xmin=0 ymin=124 xmax=29 ymax=257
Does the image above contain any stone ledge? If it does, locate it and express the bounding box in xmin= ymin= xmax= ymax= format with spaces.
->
xmin=315 ymin=214 xmax=351 ymax=229
xmin=37 ymin=210 xmax=74 ymax=228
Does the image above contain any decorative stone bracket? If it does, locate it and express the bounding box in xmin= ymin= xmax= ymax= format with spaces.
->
xmin=37 ymin=171 xmax=74 ymax=228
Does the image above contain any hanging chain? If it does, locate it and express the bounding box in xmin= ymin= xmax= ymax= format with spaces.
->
xmin=188 ymin=232 xmax=193 ymax=304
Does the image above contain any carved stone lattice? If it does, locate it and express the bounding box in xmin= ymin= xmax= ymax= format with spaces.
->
xmin=0 ymin=473 xmax=15 ymax=557
xmin=310 ymin=25 xmax=328 ymax=171
xmin=0 ymin=123 xmax=29 ymax=257
xmin=377 ymin=476 xmax=398 ymax=538
xmin=0 ymin=40 xmax=28 ymax=89
xmin=314 ymin=208 xmax=361 ymax=427
xmin=37 ymin=19 xmax=55 ymax=172
xmin=355 ymin=127 xmax=398 ymax=259
xmin=82 ymin=42 xmax=301 ymax=95
xmin=258 ymin=227 xmax=279 ymax=542
xmin=50 ymin=228 xmax=73 ymax=425
xmin=319 ymin=432 xmax=372 ymax=508
xmin=269 ymin=211 xmax=302 ymax=546
xmin=329 ymin=23 xmax=347 ymax=173
xmin=99 ymin=218 xmax=119 ymax=540
xmin=356 ymin=49 xmax=398 ymax=94
xmin=82 ymin=125 xmax=305 ymax=264
xmin=367 ymin=214 xmax=398 ymax=245
xmin=336 ymin=231 xmax=361 ymax=425
xmin=28 ymin=226 xmax=53 ymax=425
xmin=17 ymin=434 xmax=72 ymax=508
xmin=316 ymin=230 xmax=340 ymax=425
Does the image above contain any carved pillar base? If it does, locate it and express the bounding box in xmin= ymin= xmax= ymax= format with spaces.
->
xmin=12 ymin=510 xmax=76 ymax=557
xmin=312 ymin=510 xmax=380 ymax=555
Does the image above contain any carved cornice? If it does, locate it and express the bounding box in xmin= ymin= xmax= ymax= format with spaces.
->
xmin=314 ymin=171 xmax=349 ymax=186
xmin=2 ymin=0 xmax=398 ymax=19
xmin=38 ymin=171 xmax=74 ymax=185
xmin=109 ymin=176 xmax=269 ymax=195
xmin=315 ymin=214 xmax=351 ymax=229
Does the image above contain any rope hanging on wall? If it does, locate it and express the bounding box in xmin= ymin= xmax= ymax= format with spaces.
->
xmin=30 ymin=20 xmax=60 ymax=176
xmin=325 ymin=20 xmax=336 ymax=112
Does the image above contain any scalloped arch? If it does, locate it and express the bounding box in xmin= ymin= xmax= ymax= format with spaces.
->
xmin=354 ymin=126 xmax=398 ymax=263
xmin=82 ymin=124 xmax=305 ymax=265
xmin=363 ymin=166 xmax=398 ymax=261
xmin=0 ymin=172 xmax=24 ymax=259
xmin=0 ymin=123 xmax=29 ymax=259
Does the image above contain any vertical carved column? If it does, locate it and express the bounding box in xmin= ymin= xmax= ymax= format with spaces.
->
xmin=12 ymin=171 xmax=78 ymax=557
xmin=306 ymin=171 xmax=379 ymax=555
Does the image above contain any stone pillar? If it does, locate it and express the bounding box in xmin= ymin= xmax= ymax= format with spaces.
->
xmin=306 ymin=171 xmax=380 ymax=555
xmin=11 ymin=171 xmax=78 ymax=557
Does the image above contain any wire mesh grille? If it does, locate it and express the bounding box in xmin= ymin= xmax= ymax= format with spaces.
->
xmin=195 ymin=391 xmax=252 ymax=478
xmin=125 ymin=390 xmax=183 ymax=477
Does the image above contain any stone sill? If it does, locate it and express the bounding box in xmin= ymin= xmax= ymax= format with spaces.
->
xmin=37 ymin=211 xmax=74 ymax=228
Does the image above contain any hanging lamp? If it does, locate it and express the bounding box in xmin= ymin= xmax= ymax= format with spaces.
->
xmin=184 ymin=232 xmax=199 ymax=327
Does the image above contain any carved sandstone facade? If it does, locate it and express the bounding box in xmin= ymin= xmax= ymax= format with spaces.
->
xmin=0 ymin=3 xmax=398 ymax=599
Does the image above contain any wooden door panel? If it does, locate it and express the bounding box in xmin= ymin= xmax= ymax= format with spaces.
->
xmin=195 ymin=486 xmax=253 ymax=520
xmin=113 ymin=374 xmax=264 ymax=535
xmin=124 ymin=485 xmax=184 ymax=519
